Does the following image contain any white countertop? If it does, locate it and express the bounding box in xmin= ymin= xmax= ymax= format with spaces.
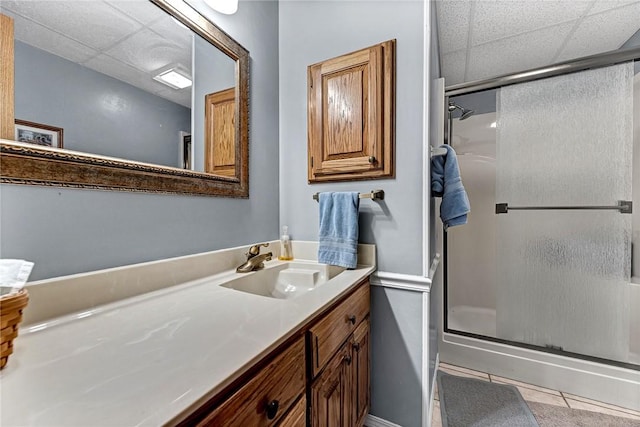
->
xmin=0 ymin=252 xmax=374 ymax=426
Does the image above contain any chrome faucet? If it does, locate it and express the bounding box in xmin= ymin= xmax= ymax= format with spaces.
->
xmin=236 ymin=243 xmax=273 ymax=273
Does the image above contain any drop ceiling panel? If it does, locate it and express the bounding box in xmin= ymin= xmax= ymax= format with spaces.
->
xmin=9 ymin=12 xmax=97 ymax=63
xmin=148 ymin=15 xmax=194 ymax=49
xmin=467 ymin=23 xmax=574 ymax=83
xmin=435 ymin=0 xmax=471 ymax=54
xmin=587 ymin=0 xmax=640 ymax=15
xmin=83 ymin=53 xmax=151 ymax=87
xmin=108 ymin=0 xmax=168 ymax=26
xmin=556 ymin=2 xmax=640 ymax=62
xmin=437 ymin=0 xmax=640 ymax=86
xmin=105 ymin=28 xmax=191 ymax=74
xmin=471 ymin=0 xmax=591 ymax=46
xmin=441 ymin=49 xmax=467 ymax=86
xmin=2 ymin=1 xmax=143 ymax=51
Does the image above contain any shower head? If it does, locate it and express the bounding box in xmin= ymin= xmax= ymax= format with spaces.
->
xmin=448 ymin=101 xmax=474 ymax=121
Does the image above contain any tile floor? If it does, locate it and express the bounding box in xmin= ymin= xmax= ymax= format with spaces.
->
xmin=432 ymin=362 xmax=640 ymax=427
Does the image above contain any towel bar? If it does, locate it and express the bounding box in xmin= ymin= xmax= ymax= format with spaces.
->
xmin=431 ymin=146 xmax=448 ymax=157
xmin=313 ymin=189 xmax=385 ymax=202
xmin=495 ymin=201 xmax=632 ymax=214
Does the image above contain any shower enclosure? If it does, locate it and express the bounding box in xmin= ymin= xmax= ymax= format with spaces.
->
xmin=443 ymin=51 xmax=640 ymax=370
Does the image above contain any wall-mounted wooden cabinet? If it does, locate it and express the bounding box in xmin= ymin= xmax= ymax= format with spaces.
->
xmin=205 ymin=87 xmax=236 ymax=177
xmin=308 ymin=40 xmax=395 ymax=182
xmin=0 ymin=14 xmax=15 ymax=141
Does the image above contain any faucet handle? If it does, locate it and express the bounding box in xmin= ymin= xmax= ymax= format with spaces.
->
xmin=247 ymin=242 xmax=269 ymax=257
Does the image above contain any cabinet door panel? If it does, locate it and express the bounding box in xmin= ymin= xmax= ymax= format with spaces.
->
xmin=278 ymin=395 xmax=306 ymax=427
xmin=205 ymin=87 xmax=236 ymax=177
xmin=307 ymin=40 xmax=394 ymax=182
xmin=311 ymin=344 xmax=352 ymax=427
xmin=309 ymin=282 xmax=370 ymax=377
xmin=352 ymin=319 xmax=370 ymax=427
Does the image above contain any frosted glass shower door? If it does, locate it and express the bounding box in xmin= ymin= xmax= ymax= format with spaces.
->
xmin=495 ymin=63 xmax=633 ymax=363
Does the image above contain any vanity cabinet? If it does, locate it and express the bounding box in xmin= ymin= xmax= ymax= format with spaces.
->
xmin=309 ymin=282 xmax=370 ymax=427
xmin=307 ymin=40 xmax=395 ymax=183
xmin=195 ymin=338 xmax=305 ymax=427
xmin=180 ymin=279 xmax=370 ymax=427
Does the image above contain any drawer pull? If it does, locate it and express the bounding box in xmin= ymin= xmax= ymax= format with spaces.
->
xmin=266 ymin=400 xmax=280 ymax=420
xmin=353 ymin=342 xmax=360 ymax=351
xmin=344 ymin=354 xmax=352 ymax=365
xmin=347 ymin=315 xmax=356 ymax=325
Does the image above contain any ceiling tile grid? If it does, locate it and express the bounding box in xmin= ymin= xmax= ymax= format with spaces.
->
xmin=466 ymin=22 xmax=575 ymax=83
xmin=436 ymin=0 xmax=640 ymax=86
xmin=4 ymin=0 xmax=194 ymax=107
xmin=441 ymin=49 xmax=467 ymax=85
xmin=105 ymin=28 xmax=190 ymax=74
xmin=555 ymin=2 xmax=640 ymax=62
xmin=435 ymin=0 xmax=471 ymax=54
xmin=470 ymin=0 xmax=592 ymax=46
xmin=8 ymin=11 xmax=97 ymax=63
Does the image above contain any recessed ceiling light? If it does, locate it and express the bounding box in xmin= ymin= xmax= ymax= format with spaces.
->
xmin=203 ymin=0 xmax=238 ymax=14
xmin=153 ymin=68 xmax=192 ymax=90
xmin=490 ymin=121 xmax=497 ymax=128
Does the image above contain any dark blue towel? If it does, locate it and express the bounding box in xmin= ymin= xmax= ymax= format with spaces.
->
xmin=431 ymin=145 xmax=470 ymax=229
xmin=318 ymin=192 xmax=359 ymax=269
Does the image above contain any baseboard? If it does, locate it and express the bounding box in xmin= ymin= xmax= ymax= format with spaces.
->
xmin=440 ymin=332 xmax=640 ymax=411
xmin=364 ymin=414 xmax=403 ymax=427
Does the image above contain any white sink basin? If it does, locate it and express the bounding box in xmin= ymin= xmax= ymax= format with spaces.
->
xmin=221 ymin=261 xmax=345 ymax=299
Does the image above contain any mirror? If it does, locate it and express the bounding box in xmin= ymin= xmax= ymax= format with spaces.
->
xmin=0 ymin=0 xmax=249 ymax=197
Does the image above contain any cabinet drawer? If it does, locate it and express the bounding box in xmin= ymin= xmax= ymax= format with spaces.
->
xmin=277 ymin=395 xmax=306 ymax=427
xmin=309 ymin=281 xmax=370 ymax=377
xmin=198 ymin=338 xmax=305 ymax=426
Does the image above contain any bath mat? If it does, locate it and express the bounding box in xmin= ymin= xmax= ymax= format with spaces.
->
xmin=527 ymin=401 xmax=640 ymax=427
xmin=437 ymin=370 xmax=539 ymax=427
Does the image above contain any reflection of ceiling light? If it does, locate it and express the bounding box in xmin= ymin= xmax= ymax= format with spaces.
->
xmin=490 ymin=121 xmax=497 ymax=128
xmin=153 ymin=69 xmax=192 ymax=89
xmin=203 ymin=0 xmax=238 ymax=14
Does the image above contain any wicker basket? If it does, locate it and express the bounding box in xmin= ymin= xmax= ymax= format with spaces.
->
xmin=0 ymin=289 xmax=29 ymax=369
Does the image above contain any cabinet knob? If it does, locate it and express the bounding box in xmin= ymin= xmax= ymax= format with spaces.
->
xmin=368 ymin=156 xmax=376 ymax=164
xmin=353 ymin=342 xmax=360 ymax=351
xmin=347 ymin=315 xmax=356 ymax=325
xmin=265 ymin=400 xmax=279 ymax=420
xmin=344 ymin=354 xmax=352 ymax=365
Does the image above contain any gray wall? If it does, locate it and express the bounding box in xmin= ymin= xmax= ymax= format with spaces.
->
xmin=14 ymin=41 xmax=191 ymax=168
xmin=193 ymin=35 xmax=237 ymax=172
xmin=278 ymin=1 xmax=425 ymax=276
xmin=370 ymin=286 xmax=425 ymax=427
xmin=1 ymin=1 xmax=280 ymax=281
xmin=279 ymin=2 xmax=429 ymax=426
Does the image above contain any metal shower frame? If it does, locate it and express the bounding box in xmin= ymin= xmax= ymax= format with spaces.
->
xmin=441 ymin=45 xmax=640 ymax=371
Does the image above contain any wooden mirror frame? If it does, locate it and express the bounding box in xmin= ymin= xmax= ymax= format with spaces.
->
xmin=0 ymin=0 xmax=249 ymax=197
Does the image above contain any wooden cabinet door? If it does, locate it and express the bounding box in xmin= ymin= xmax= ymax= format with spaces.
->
xmin=205 ymin=87 xmax=236 ymax=177
xmin=307 ymin=40 xmax=394 ymax=182
xmin=311 ymin=342 xmax=352 ymax=427
xmin=277 ymin=395 xmax=306 ymax=427
xmin=0 ymin=14 xmax=14 ymax=140
xmin=351 ymin=319 xmax=370 ymax=427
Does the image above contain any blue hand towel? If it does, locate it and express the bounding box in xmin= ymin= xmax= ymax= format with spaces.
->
xmin=431 ymin=145 xmax=470 ymax=229
xmin=318 ymin=192 xmax=360 ymax=269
